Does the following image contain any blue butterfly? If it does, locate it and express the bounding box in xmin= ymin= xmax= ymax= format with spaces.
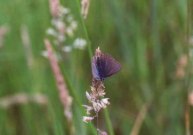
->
xmin=92 ymin=47 xmax=121 ymax=80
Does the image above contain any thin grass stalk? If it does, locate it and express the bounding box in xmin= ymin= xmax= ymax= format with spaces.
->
xmin=0 ymin=26 xmax=9 ymax=48
xmin=104 ymin=109 xmax=114 ymax=135
xmin=44 ymin=39 xmax=75 ymax=135
xmin=47 ymin=0 xmax=95 ymax=134
xmin=47 ymin=0 xmax=82 ymax=108
xmin=185 ymin=0 xmax=191 ymax=135
xmin=73 ymin=0 xmax=115 ymax=134
xmin=46 ymin=42 xmax=96 ymax=134
xmin=185 ymin=0 xmax=191 ymax=90
xmin=150 ymin=0 xmax=164 ymax=89
xmin=64 ymin=76 xmax=97 ymax=135
xmin=130 ymin=103 xmax=150 ymax=135
xmin=20 ymin=25 xmax=34 ymax=69
xmin=0 ymin=93 xmax=47 ymax=108
xmin=74 ymin=0 xmax=92 ymax=58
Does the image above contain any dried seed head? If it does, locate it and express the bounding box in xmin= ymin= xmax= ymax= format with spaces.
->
xmin=81 ymin=0 xmax=90 ymax=19
xmin=101 ymin=98 xmax=109 ymax=105
xmin=62 ymin=46 xmax=72 ymax=52
xmin=73 ymin=38 xmax=87 ymax=50
xmin=83 ymin=105 xmax=93 ymax=115
xmin=100 ymin=98 xmax=110 ymax=109
xmin=49 ymin=0 xmax=60 ymax=17
xmin=92 ymin=101 xmax=102 ymax=112
xmin=83 ymin=48 xmax=115 ymax=135
xmin=83 ymin=79 xmax=109 ymax=118
xmin=86 ymin=91 xmax=92 ymax=102
xmin=83 ymin=116 xmax=94 ymax=123
xmin=97 ymin=129 xmax=108 ymax=135
xmin=46 ymin=28 xmax=57 ymax=36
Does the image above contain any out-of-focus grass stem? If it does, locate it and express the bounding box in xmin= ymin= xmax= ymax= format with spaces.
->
xmin=104 ymin=109 xmax=114 ymax=135
xmin=150 ymin=0 xmax=163 ymax=88
xmin=130 ymin=103 xmax=150 ymax=135
xmin=185 ymin=0 xmax=191 ymax=135
xmin=74 ymin=0 xmax=92 ymax=58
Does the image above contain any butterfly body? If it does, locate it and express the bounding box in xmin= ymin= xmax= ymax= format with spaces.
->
xmin=92 ymin=47 xmax=121 ymax=80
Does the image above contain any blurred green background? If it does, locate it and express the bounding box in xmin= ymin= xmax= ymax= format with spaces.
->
xmin=0 ymin=0 xmax=192 ymax=135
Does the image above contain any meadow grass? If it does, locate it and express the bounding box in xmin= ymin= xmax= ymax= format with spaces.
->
xmin=0 ymin=0 xmax=192 ymax=135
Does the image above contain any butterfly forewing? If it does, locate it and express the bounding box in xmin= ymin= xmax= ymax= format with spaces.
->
xmin=92 ymin=51 xmax=121 ymax=80
xmin=100 ymin=53 xmax=121 ymax=78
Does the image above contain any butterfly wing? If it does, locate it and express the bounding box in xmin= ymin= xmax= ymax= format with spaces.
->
xmin=92 ymin=56 xmax=100 ymax=80
xmin=99 ymin=53 xmax=121 ymax=79
xmin=92 ymin=52 xmax=121 ymax=80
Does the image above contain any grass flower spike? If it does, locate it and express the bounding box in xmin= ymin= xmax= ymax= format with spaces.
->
xmin=83 ymin=47 xmax=121 ymax=135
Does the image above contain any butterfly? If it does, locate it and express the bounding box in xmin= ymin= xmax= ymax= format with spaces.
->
xmin=92 ymin=47 xmax=121 ymax=80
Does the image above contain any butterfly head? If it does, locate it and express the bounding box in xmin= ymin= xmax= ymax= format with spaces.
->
xmin=95 ymin=47 xmax=102 ymax=58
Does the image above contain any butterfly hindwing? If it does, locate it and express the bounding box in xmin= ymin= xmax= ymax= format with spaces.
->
xmin=92 ymin=57 xmax=100 ymax=79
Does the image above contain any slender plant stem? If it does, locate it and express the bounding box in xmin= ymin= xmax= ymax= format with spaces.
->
xmin=130 ymin=103 xmax=149 ymax=135
xmin=73 ymin=0 xmax=115 ymax=135
xmin=96 ymin=112 xmax=99 ymax=135
xmin=104 ymin=109 xmax=114 ymax=135
xmin=75 ymin=0 xmax=92 ymax=58
xmin=185 ymin=0 xmax=191 ymax=135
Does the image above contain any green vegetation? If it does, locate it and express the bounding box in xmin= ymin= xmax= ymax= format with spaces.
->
xmin=0 ymin=0 xmax=192 ymax=135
